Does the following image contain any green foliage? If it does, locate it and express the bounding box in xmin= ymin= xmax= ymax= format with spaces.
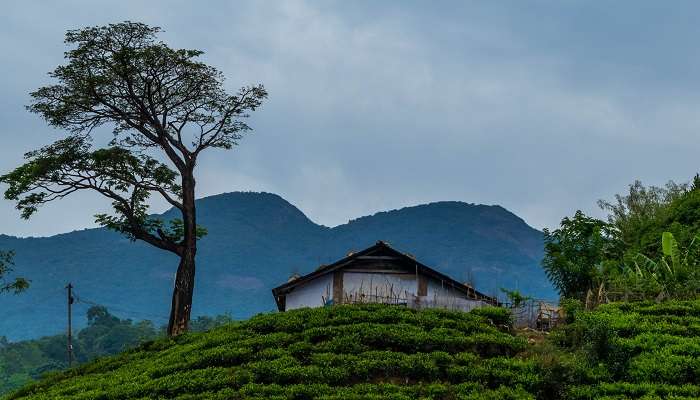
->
xmin=0 ymin=22 xmax=266 ymax=235
xmin=559 ymin=298 xmax=583 ymax=324
xmin=598 ymin=179 xmax=687 ymax=261
xmin=545 ymin=175 xmax=700 ymax=303
xmin=0 ymin=251 xmax=28 ymax=295
xmin=558 ymin=300 xmax=700 ymax=399
xmin=501 ymin=288 xmax=532 ymax=308
xmin=0 ymin=307 xmax=232 ymax=395
xmin=597 ymin=176 xmax=700 ymax=267
xmin=606 ymin=232 xmax=700 ymax=300
xmin=1 ymin=305 xmax=543 ymax=400
xmin=9 ymin=302 xmax=700 ymax=399
xmin=1 ymin=21 xmax=268 ymax=336
xmin=470 ymin=305 xmax=514 ymax=328
xmin=2 ymin=137 xmax=179 ymax=222
xmin=542 ymin=210 xmax=618 ymax=299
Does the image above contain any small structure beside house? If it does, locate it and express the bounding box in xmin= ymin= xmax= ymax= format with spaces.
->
xmin=272 ymin=241 xmax=497 ymax=312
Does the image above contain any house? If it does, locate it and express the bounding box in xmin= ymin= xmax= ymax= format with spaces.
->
xmin=272 ymin=241 xmax=498 ymax=312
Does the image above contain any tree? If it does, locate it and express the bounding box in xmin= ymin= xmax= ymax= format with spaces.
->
xmin=0 ymin=22 xmax=267 ymax=336
xmin=499 ymin=288 xmax=531 ymax=308
xmin=0 ymin=251 xmax=29 ymax=294
xmin=597 ymin=179 xmax=687 ymax=260
xmin=542 ymin=211 xmax=619 ymax=300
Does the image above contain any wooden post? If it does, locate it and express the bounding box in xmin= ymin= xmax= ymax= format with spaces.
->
xmin=66 ymin=283 xmax=74 ymax=367
xmin=333 ymin=271 xmax=344 ymax=305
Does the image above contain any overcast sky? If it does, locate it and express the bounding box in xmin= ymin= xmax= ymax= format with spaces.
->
xmin=1 ymin=1 xmax=699 ymax=237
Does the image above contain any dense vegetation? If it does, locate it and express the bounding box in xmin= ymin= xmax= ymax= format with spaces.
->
xmin=543 ymin=175 xmax=700 ymax=305
xmin=2 ymin=305 xmax=553 ymax=400
xmin=555 ymin=300 xmax=700 ymax=399
xmin=8 ymin=301 xmax=700 ymax=399
xmin=0 ymin=307 xmax=231 ymax=396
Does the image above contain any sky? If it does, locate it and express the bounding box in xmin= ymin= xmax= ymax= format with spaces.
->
xmin=1 ymin=0 xmax=700 ymax=237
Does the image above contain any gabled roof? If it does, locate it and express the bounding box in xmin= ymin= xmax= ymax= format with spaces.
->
xmin=271 ymin=241 xmax=497 ymax=309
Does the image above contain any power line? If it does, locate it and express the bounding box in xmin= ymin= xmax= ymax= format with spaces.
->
xmin=0 ymin=286 xmax=66 ymax=320
xmin=72 ymin=291 xmax=169 ymax=323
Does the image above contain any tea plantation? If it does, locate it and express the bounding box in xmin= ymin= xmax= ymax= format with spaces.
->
xmin=6 ymin=301 xmax=700 ymax=400
xmin=559 ymin=300 xmax=700 ymax=399
xmin=2 ymin=305 xmax=540 ymax=400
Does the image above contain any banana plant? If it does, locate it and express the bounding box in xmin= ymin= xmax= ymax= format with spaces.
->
xmin=624 ymin=232 xmax=700 ymax=299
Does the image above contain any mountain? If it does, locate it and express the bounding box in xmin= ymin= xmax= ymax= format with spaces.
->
xmin=0 ymin=192 xmax=552 ymax=341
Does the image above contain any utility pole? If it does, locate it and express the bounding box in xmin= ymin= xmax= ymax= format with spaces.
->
xmin=66 ymin=283 xmax=74 ymax=367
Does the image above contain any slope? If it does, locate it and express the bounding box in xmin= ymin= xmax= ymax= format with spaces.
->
xmin=2 ymin=305 xmax=538 ymax=400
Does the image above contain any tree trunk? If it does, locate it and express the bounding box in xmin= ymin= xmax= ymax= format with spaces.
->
xmin=167 ymin=170 xmax=197 ymax=337
xmin=167 ymin=249 xmax=195 ymax=336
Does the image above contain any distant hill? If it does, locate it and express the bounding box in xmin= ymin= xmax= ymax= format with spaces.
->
xmin=0 ymin=192 xmax=552 ymax=340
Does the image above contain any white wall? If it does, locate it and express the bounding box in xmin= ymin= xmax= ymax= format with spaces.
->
xmin=343 ymin=272 xmax=417 ymax=300
xmin=426 ymin=278 xmax=470 ymax=300
xmin=284 ymin=270 xmax=490 ymax=312
xmin=285 ymin=273 xmax=333 ymax=310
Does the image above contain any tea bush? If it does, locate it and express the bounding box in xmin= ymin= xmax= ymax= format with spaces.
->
xmin=2 ymin=305 xmax=536 ymax=400
xmin=562 ymin=300 xmax=700 ymax=399
xmin=12 ymin=301 xmax=700 ymax=399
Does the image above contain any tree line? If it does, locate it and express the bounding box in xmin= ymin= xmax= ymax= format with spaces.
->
xmin=543 ymin=174 xmax=700 ymax=307
xmin=0 ymin=306 xmax=232 ymax=395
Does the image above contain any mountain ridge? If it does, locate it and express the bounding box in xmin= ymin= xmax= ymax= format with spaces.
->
xmin=0 ymin=191 xmax=552 ymax=341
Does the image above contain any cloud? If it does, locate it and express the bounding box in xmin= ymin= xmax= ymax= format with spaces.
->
xmin=2 ymin=1 xmax=700 ymax=237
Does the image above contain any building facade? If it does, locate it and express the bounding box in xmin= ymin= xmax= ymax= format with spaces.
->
xmin=272 ymin=241 xmax=497 ymax=312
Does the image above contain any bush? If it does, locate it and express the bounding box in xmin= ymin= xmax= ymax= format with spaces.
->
xmin=2 ymin=305 xmax=533 ymax=400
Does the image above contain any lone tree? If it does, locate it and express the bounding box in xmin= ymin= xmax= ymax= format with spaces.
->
xmin=0 ymin=22 xmax=267 ymax=336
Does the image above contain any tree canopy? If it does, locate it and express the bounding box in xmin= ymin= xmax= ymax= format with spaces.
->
xmin=544 ymin=174 xmax=700 ymax=304
xmin=0 ymin=21 xmax=267 ymax=336
xmin=542 ymin=211 xmax=619 ymax=300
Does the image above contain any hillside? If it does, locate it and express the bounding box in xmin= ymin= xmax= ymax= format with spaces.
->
xmin=6 ymin=301 xmax=700 ymax=399
xmin=0 ymin=192 xmax=550 ymax=340
xmin=558 ymin=300 xmax=700 ymax=399
xmin=2 ymin=305 xmax=538 ymax=400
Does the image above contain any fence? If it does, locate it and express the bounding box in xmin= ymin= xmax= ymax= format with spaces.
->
xmin=338 ymin=287 xmax=493 ymax=313
xmin=506 ymin=299 xmax=561 ymax=330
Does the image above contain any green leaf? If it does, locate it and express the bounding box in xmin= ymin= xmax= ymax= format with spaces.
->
xmin=662 ymin=232 xmax=675 ymax=257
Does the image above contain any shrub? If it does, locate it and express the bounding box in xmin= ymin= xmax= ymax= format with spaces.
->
xmin=2 ymin=305 xmax=533 ymax=400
